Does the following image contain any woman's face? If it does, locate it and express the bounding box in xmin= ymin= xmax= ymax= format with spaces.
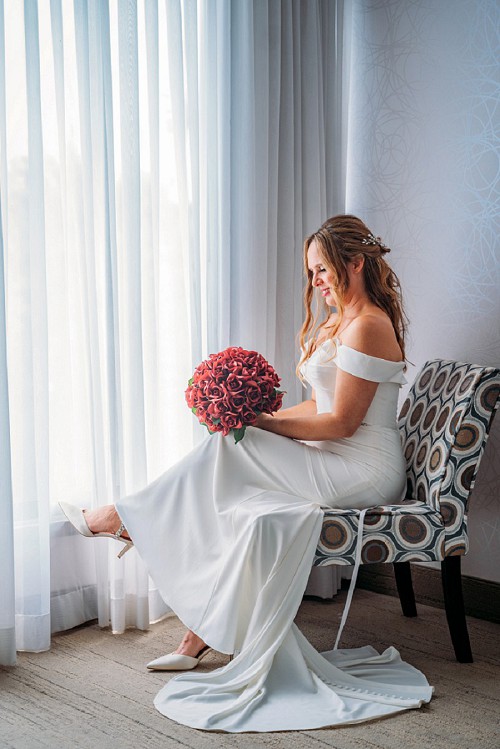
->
xmin=307 ymin=240 xmax=338 ymax=307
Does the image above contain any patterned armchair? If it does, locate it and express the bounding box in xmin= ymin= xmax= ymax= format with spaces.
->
xmin=313 ymin=359 xmax=500 ymax=662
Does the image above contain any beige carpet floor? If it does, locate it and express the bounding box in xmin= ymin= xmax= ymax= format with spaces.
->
xmin=1 ymin=590 xmax=499 ymax=749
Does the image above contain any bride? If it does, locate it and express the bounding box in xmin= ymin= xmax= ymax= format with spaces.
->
xmin=60 ymin=215 xmax=433 ymax=732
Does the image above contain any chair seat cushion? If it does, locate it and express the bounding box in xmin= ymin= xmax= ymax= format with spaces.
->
xmin=314 ymin=501 xmax=447 ymax=566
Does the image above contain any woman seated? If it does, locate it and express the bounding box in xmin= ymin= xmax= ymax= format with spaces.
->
xmin=61 ymin=214 xmax=432 ymax=733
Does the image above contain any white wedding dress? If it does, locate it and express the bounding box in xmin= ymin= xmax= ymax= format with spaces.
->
xmin=116 ymin=340 xmax=433 ymax=732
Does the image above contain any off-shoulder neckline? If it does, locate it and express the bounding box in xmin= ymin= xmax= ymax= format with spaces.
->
xmin=317 ymin=337 xmax=404 ymax=367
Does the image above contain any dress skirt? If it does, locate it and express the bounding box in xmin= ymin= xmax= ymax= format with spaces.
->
xmin=116 ymin=427 xmax=432 ymax=732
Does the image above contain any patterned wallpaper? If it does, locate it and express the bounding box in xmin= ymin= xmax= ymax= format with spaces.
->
xmin=346 ymin=0 xmax=500 ymax=581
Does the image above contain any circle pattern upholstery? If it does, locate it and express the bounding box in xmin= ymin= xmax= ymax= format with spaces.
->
xmin=314 ymin=360 xmax=500 ymax=567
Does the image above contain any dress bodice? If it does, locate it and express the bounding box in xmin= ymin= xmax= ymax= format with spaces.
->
xmin=301 ymin=339 xmax=406 ymax=429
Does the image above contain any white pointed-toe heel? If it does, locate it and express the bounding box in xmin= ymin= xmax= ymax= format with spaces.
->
xmin=146 ymin=645 xmax=212 ymax=671
xmin=58 ymin=501 xmax=133 ymax=559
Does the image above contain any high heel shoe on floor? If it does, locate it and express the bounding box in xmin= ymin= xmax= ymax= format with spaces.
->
xmin=58 ymin=501 xmax=133 ymax=559
xmin=146 ymin=645 xmax=213 ymax=671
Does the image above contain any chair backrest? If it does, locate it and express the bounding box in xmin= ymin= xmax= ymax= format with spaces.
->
xmin=399 ymin=359 xmax=500 ymax=555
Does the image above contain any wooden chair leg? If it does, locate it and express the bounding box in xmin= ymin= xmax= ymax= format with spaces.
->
xmin=441 ymin=555 xmax=473 ymax=663
xmin=393 ymin=561 xmax=417 ymax=617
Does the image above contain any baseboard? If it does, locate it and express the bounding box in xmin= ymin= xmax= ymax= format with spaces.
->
xmin=357 ymin=562 xmax=500 ymax=624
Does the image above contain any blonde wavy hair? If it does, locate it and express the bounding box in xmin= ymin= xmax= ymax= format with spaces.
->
xmin=297 ymin=214 xmax=408 ymax=376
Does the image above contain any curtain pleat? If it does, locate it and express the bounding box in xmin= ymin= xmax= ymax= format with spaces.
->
xmin=0 ymin=0 xmax=6 ymax=234
xmin=117 ymin=0 xmax=147 ymax=495
xmin=143 ymin=0 xmax=161 ymax=471
xmin=213 ymin=1 xmax=231 ymax=349
xmin=12 ymin=0 xmax=51 ymax=653
xmin=75 ymin=0 xmax=116 ymax=630
xmin=165 ymin=0 xmax=200 ymax=370
xmin=0 ymin=191 xmax=15 ymax=665
xmin=99 ymin=0 xmax=120 ymax=629
xmin=0 ymin=0 xmax=16 ymax=667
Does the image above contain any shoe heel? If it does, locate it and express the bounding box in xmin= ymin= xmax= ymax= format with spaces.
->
xmin=117 ymin=543 xmax=132 ymax=559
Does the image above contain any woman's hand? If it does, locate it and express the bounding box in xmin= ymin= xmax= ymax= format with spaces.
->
xmin=253 ymin=398 xmax=317 ymax=432
xmin=254 ymin=413 xmax=274 ymax=430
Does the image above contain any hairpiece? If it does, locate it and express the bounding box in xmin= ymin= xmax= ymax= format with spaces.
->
xmin=361 ymin=233 xmax=389 ymax=252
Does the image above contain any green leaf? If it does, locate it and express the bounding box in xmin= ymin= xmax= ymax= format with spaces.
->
xmin=191 ymin=407 xmax=197 ymax=414
xmin=233 ymin=426 xmax=246 ymax=444
xmin=188 ymin=377 xmax=194 ymax=386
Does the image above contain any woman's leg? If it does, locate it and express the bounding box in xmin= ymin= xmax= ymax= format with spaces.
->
xmin=84 ymin=505 xmax=206 ymax=657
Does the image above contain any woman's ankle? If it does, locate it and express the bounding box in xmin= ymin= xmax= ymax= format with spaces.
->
xmin=84 ymin=505 xmax=130 ymax=539
xmin=175 ymin=630 xmax=206 ymax=657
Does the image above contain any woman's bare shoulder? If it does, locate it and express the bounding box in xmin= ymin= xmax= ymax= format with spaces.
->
xmin=341 ymin=313 xmax=402 ymax=362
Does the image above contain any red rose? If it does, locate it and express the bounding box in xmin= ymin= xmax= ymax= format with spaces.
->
xmin=226 ymin=394 xmax=246 ymax=411
xmin=245 ymin=383 xmax=262 ymax=406
xmin=205 ymin=382 xmax=227 ymax=400
xmin=240 ymin=404 xmax=258 ymax=424
xmin=226 ymin=373 xmax=246 ymax=393
xmin=220 ymin=412 xmax=244 ymax=430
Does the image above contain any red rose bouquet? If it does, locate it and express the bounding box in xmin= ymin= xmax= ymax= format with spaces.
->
xmin=185 ymin=346 xmax=284 ymax=443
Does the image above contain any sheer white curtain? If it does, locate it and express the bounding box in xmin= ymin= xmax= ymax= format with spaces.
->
xmin=2 ymin=0 xmax=190 ymax=661
xmin=0 ymin=0 xmax=347 ymax=665
xmin=0 ymin=191 xmax=15 ymax=665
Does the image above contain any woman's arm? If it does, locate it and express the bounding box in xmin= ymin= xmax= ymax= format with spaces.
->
xmin=255 ymin=369 xmax=377 ymax=440
xmin=255 ymin=315 xmax=400 ymax=441
xmin=274 ymin=394 xmax=317 ymax=420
